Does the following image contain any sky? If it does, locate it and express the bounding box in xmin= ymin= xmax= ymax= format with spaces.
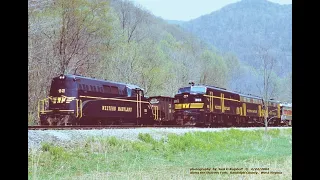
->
xmin=131 ymin=0 xmax=292 ymax=21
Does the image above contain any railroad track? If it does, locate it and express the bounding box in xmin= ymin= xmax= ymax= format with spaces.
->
xmin=28 ymin=125 xmax=290 ymax=130
xmin=28 ymin=125 xmax=197 ymax=130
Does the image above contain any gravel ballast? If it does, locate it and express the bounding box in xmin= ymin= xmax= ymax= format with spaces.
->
xmin=28 ymin=127 xmax=291 ymax=151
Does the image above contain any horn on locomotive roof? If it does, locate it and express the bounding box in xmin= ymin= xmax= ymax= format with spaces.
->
xmin=73 ymin=76 xmax=78 ymax=81
xmin=188 ymin=81 xmax=195 ymax=86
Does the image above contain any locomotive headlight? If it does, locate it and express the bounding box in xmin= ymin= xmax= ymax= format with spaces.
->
xmin=195 ymin=98 xmax=202 ymax=102
xmin=59 ymin=74 xmax=65 ymax=79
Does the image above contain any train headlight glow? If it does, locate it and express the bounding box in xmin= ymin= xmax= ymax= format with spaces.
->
xmin=59 ymin=74 xmax=65 ymax=79
xmin=195 ymin=98 xmax=202 ymax=102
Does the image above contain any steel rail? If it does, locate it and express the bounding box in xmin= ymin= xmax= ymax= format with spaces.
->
xmin=28 ymin=125 xmax=197 ymax=130
xmin=28 ymin=125 xmax=290 ymax=130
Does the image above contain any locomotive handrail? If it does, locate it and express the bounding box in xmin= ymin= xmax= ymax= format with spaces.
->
xmin=79 ymin=99 xmax=83 ymax=118
xmin=37 ymin=100 xmax=41 ymax=118
xmin=76 ymin=99 xmax=79 ymax=118
xmin=148 ymin=102 xmax=159 ymax=120
xmin=136 ymin=92 xmax=143 ymax=118
xmin=136 ymin=93 xmax=139 ymax=118
xmin=153 ymin=106 xmax=159 ymax=120
xmin=139 ymin=93 xmax=142 ymax=118
xmin=38 ymin=97 xmax=50 ymax=118
xmin=38 ymin=97 xmax=81 ymax=118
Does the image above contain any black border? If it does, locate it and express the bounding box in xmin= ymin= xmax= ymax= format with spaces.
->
xmin=292 ymin=0 xmax=315 ymax=178
xmin=292 ymin=0 xmax=299 ymax=178
xmin=25 ymin=0 xmax=299 ymax=179
xmin=1 ymin=0 xmax=26 ymax=177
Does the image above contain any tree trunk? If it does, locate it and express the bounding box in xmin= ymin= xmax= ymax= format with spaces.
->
xmin=264 ymin=118 xmax=268 ymax=133
xmin=264 ymin=106 xmax=268 ymax=134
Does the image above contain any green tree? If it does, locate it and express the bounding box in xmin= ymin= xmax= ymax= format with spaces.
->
xmin=199 ymin=50 xmax=228 ymax=88
xmin=28 ymin=0 xmax=113 ymax=124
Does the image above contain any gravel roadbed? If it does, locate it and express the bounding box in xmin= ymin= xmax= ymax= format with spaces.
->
xmin=28 ymin=127 xmax=291 ymax=151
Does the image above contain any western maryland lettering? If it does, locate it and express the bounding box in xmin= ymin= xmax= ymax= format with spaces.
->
xmin=247 ymin=109 xmax=258 ymax=113
xmin=269 ymin=111 xmax=277 ymax=116
xmin=102 ymin=106 xmax=132 ymax=112
xmin=102 ymin=106 xmax=116 ymax=111
xmin=118 ymin=106 xmax=132 ymax=112
xmin=214 ymin=105 xmax=230 ymax=111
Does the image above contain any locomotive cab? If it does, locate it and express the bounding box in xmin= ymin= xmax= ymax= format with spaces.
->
xmin=174 ymin=86 xmax=207 ymax=125
xmin=39 ymin=74 xmax=80 ymax=125
xmin=126 ymin=85 xmax=144 ymax=98
xmin=49 ymin=75 xmax=78 ymax=110
xmin=175 ymin=86 xmax=206 ymax=104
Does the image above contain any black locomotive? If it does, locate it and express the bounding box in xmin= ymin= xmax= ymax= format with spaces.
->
xmin=173 ymin=83 xmax=286 ymax=127
xmin=38 ymin=74 xmax=291 ymax=127
xmin=39 ymin=74 xmax=154 ymax=125
xmin=174 ymin=85 xmax=240 ymax=126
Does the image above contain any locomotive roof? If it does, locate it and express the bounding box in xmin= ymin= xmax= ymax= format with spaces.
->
xmin=57 ymin=74 xmax=144 ymax=90
xmin=280 ymin=103 xmax=292 ymax=107
xmin=208 ymin=86 xmax=238 ymax=94
xmin=185 ymin=85 xmax=273 ymax=100
xmin=238 ymin=94 xmax=281 ymax=103
xmin=187 ymin=85 xmax=266 ymax=99
xmin=148 ymin=96 xmax=174 ymax=99
xmin=238 ymin=93 xmax=263 ymax=99
xmin=268 ymin=99 xmax=280 ymax=103
xmin=126 ymin=84 xmax=144 ymax=91
xmin=189 ymin=85 xmax=239 ymax=95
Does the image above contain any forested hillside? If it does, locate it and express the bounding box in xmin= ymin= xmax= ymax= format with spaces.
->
xmin=178 ymin=0 xmax=291 ymax=100
xmin=28 ymin=0 xmax=238 ymax=123
xmin=28 ymin=0 xmax=291 ymax=124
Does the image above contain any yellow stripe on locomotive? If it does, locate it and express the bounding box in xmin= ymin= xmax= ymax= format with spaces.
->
xmin=174 ymin=103 xmax=204 ymax=109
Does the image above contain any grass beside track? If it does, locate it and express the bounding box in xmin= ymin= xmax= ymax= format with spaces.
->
xmin=28 ymin=128 xmax=292 ymax=180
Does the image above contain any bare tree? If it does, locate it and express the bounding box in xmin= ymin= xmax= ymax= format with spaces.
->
xmin=39 ymin=0 xmax=112 ymax=74
xmin=255 ymin=44 xmax=279 ymax=133
xmin=114 ymin=0 xmax=150 ymax=43
xmin=29 ymin=2 xmax=62 ymax=124
xmin=28 ymin=0 xmax=112 ymax=124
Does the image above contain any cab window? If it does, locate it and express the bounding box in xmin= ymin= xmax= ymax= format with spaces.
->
xmin=111 ymin=86 xmax=119 ymax=94
xmin=103 ymin=85 xmax=111 ymax=93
